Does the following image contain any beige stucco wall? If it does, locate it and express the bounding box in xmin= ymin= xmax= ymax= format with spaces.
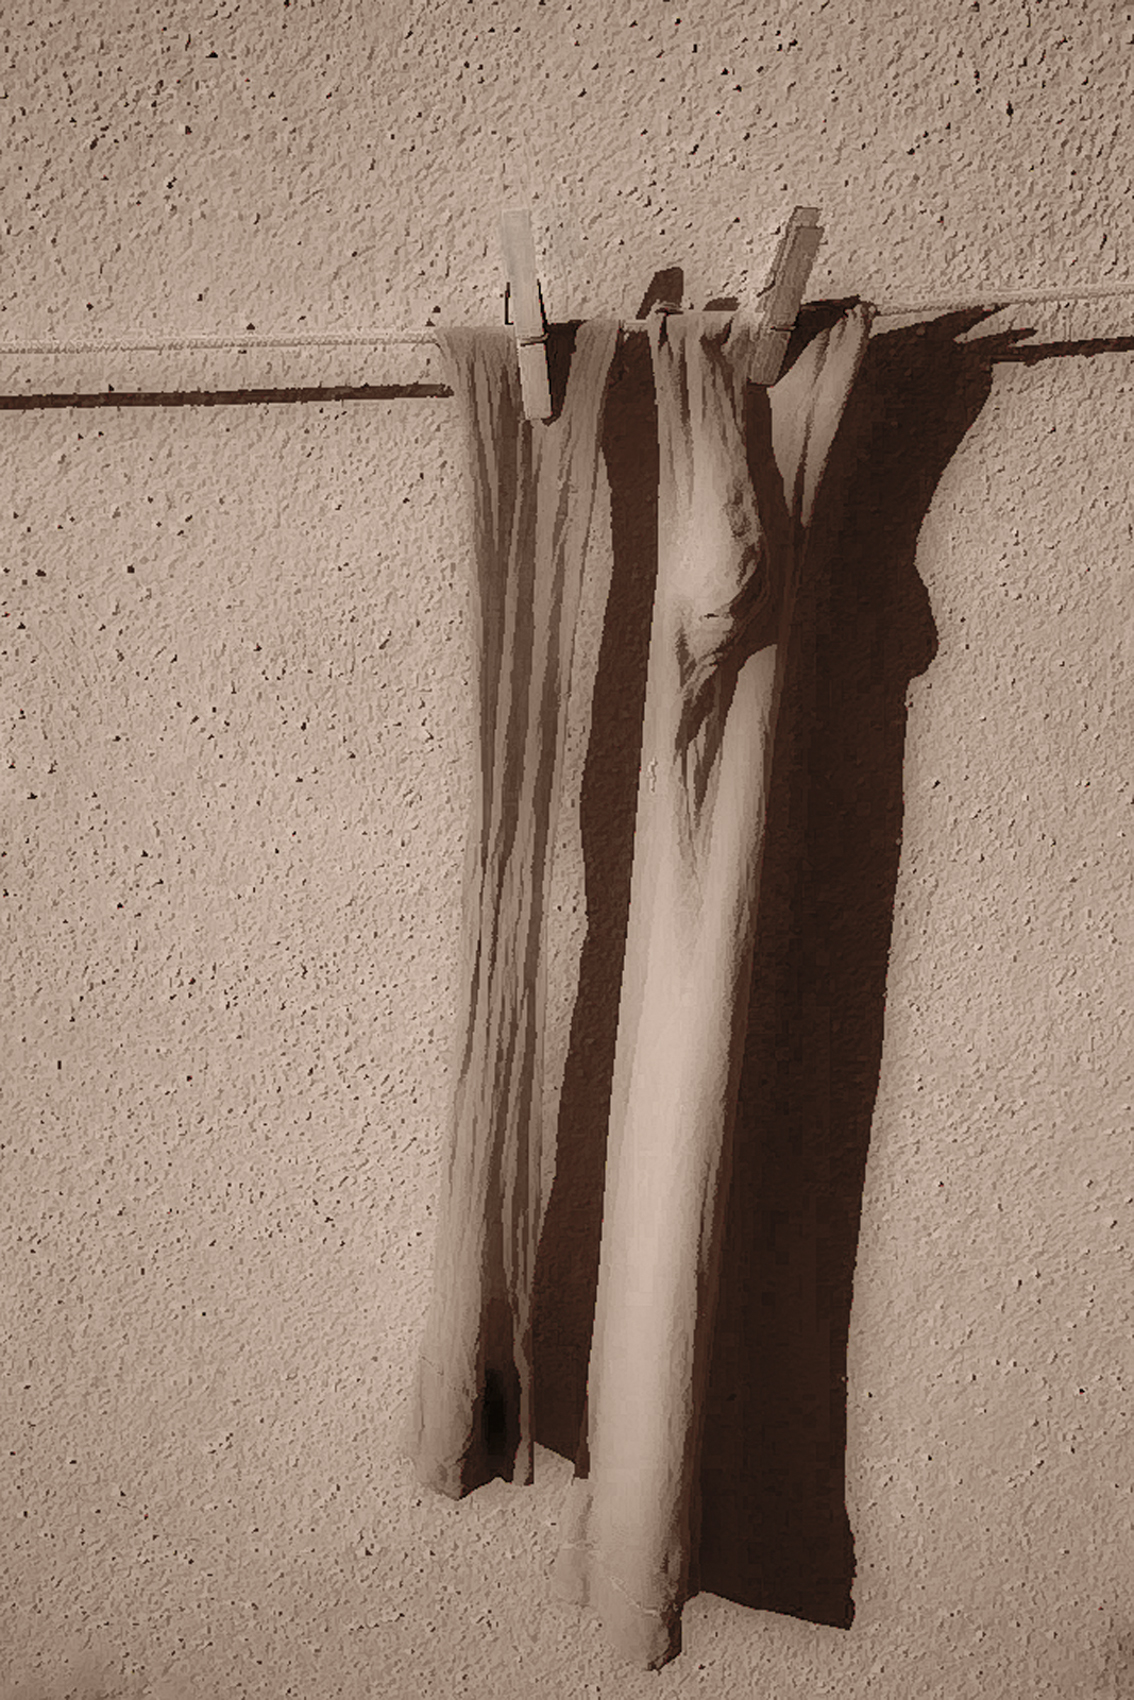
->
xmin=3 ymin=1 xmax=1132 ymax=1695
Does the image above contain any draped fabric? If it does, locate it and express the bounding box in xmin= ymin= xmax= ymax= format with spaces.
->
xmin=550 ymin=305 xmax=872 ymax=1667
xmin=405 ymin=304 xmax=872 ymax=1665
xmin=404 ymin=320 xmax=621 ymax=1498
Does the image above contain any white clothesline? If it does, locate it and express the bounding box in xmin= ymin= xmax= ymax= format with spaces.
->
xmin=0 ymin=330 xmax=439 ymax=356
xmin=0 ymin=283 xmax=1129 ymax=359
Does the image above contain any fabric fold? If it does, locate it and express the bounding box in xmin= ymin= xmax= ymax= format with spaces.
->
xmin=404 ymin=320 xmax=622 ymax=1499
xmin=550 ymin=305 xmax=873 ymax=1669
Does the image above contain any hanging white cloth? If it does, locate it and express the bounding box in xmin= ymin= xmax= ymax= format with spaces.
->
xmin=404 ymin=320 xmax=622 ymax=1499
xmin=406 ymin=303 xmax=873 ymax=1669
xmin=551 ymin=304 xmax=873 ymax=1668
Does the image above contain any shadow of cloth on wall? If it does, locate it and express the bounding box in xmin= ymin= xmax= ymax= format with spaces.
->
xmin=532 ymin=305 xmax=1029 ymax=1629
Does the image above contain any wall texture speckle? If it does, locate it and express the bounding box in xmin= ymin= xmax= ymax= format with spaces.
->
xmin=2 ymin=1 xmax=1132 ymax=1696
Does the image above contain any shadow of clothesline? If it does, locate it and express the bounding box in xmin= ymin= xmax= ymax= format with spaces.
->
xmin=947 ymin=331 xmax=1134 ymax=363
xmin=532 ymin=302 xmax=1114 ymax=1632
xmin=0 ymin=382 xmax=452 ymax=408
xmin=3 ymin=328 xmax=1129 ymax=412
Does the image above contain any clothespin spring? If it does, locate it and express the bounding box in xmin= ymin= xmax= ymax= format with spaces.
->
xmin=500 ymin=210 xmax=555 ymax=420
xmin=503 ymin=280 xmax=549 ymax=340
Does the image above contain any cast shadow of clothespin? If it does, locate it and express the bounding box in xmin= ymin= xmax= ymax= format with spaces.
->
xmin=635 ymin=268 xmax=687 ymax=319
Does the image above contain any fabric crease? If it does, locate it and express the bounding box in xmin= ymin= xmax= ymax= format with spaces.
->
xmin=406 ymin=305 xmax=873 ymax=1670
xmin=404 ymin=319 xmax=621 ymax=1500
xmin=549 ymin=306 xmax=872 ymax=1669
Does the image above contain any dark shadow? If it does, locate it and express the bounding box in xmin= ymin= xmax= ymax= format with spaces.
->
xmin=695 ymin=306 xmax=1046 ymax=1627
xmin=990 ymin=332 xmax=1134 ymax=363
xmin=532 ymin=302 xmax=1099 ymax=1628
xmin=545 ymin=320 xmax=583 ymax=421
xmin=636 ymin=267 xmax=685 ymax=318
xmin=0 ymin=382 xmax=451 ymax=409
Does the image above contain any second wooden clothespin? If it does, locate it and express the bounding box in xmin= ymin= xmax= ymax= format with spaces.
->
xmin=501 ymin=208 xmax=554 ymax=422
xmin=748 ymin=206 xmax=824 ymax=386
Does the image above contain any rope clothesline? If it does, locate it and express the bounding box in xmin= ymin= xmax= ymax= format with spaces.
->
xmin=0 ymin=329 xmax=439 ymax=356
xmin=0 ymin=282 xmax=1129 ymax=359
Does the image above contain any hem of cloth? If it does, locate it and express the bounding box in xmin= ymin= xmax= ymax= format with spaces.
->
xmin=401 ymin=1356 xmax=535 ymax=1500
xmin=404 ymin=1443 xmax=537 ymax=1502
xmin=550 ymin=1538 xmax=685 ymax=1670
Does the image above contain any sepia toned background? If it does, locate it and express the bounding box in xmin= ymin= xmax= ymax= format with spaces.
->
xmin=2 ymin=1 xmax=1132 ymax=1695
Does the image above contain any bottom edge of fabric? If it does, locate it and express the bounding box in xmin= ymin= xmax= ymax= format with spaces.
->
xmin=549 ymin=1535 xmax=685 ymax=1670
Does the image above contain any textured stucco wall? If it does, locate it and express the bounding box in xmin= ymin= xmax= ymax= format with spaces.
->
xmin=2 ymin=2 xmax=1133 ymax=1696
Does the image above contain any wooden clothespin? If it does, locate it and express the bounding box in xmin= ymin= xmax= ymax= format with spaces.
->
xmin=500 ymin=208 xmax=553 ymax=422
xmin=748 ymin=206 xmax=824 ymax=385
